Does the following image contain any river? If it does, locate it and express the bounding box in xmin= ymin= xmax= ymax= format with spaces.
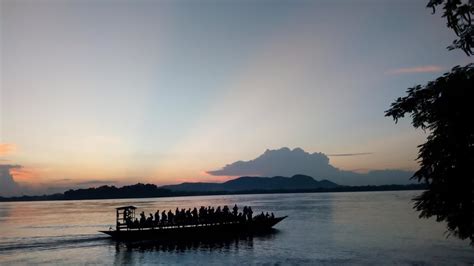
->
xmin=0 ymin=191 xmax=472 ymax=265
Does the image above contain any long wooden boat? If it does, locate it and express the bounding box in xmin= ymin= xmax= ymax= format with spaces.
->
xmin=100 ymin=206 xmax=287 ymax=241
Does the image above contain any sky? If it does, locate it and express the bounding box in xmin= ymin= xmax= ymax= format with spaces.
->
xmin=0 ymin=0 xmax=471 ymax=196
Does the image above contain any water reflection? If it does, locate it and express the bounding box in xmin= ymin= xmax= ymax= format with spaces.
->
xmin=0 ymin=203 xmax=11 ymax=224
xmin=113 ymin=230 xmax=279 ymax=264
xmin=0 ymin=192 xmax=473 ymax=265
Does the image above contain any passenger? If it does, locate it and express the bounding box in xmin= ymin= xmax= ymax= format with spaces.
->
xmin=199 ymin=206 xmax=206 ymax=223
xmin=154 ymin=210 xmax=160 ymax=226
xmin=168 ymin=210 xmax=174 ymax=225
xmin=232 ymin=204 xmax=238 ymax=217
xmin=192 ymin=207 xmax=198 ymax=223
xmin=247 ymin=207 xmax=253 ymax=221
xmin=180 ymin=209 xmax=186 ymax=225
xmin=216 ymin=206 xmax=221 ymax=222
xmin=133 ymin=218 xmax=139 ymax=229
xmin=186 ymin=208 xmax=192 ymax=222
xmin=125 ymin=216 xmax=133 ymax=228
xmin=139 ymin=211 xmax=146 ymax=227
xmin=238 ymin=213 xmax=244 ymax=222
xmin=174 ymin=209 xmax=180 ymax=225
xmin=147 ymin=213 xmax=154 ymax=227
xmin=161 ymin=210 xmax=167 ymax=225
xmin=209 ymin=207 xmax=215 ymax=223
xmin=221 ymin=205 xmax=229 ymax=222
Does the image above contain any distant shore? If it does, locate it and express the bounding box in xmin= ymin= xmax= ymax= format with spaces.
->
xmin=0 ymin=183 xmax=426 ymax=203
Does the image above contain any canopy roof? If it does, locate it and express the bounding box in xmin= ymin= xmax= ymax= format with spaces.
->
xmin=116 ymin=206 xmax=137 ymax=210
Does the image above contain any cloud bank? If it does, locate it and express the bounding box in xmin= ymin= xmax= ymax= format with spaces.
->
xmin=207 ymin=147 xmax=415 ymax=186
xmin=0 ymin=164 xmax=23 ymax=197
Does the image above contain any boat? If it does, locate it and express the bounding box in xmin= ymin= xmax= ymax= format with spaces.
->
xmin=100 ymin=205 xmax=287 ymax=241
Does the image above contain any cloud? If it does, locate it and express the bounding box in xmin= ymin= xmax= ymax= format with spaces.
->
xmin=207 ymin=147 xmax=414 ymax=186
xmin=0 ymin=164 xmax=23 ymax=197
xmin=0 ymin=143 xmax=16 ymax=156
xmin=208 ymin=147 xmax=337 ymax=177
xmin=327 ymin=152 xmax=372 ymax=157
xmin=386 ymin=65 xmax=443 ymax=75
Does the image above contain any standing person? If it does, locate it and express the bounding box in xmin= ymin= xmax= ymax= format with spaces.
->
xmin=154 ymin=210 xmax=160 ymax=226
xmin=168 ymin=210 xmax=174 ymax=225
xmin=161 ymin=210 xmax=167 ymax=225
xmin=247 ymin=207 xmax=253 ymax=221
xmin=232 ymin=204 xmax=238 ymax=217
xmin=192 ymin=207 xmax=198 ymax=223
xmin=139 ymin=212 xmax=146 ymax=228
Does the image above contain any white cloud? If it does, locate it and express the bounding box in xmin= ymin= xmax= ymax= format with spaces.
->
xmin=207 ymin=147 xmax=415 ymax=186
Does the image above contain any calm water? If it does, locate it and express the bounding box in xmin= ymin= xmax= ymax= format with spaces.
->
xmin=0 ymin=191 xmax=472 ymax=265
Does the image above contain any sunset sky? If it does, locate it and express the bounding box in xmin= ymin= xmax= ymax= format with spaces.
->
xmin=0 ymin=0 xmax=470 ymax=195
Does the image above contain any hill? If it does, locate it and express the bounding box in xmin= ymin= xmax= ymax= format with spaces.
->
xmin=161 ymin=174 xmax=339 ymax=192
xmin=0 ymin=175 xmax=427 ymax=202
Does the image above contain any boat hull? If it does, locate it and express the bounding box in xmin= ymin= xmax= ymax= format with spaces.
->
xmin=100 ymin=216 xmax=286 ymax=241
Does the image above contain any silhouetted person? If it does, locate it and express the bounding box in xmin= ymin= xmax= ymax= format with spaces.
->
xmin=168 ymin=210 xmax=174 ymax=225
xmin=198 ymin=206 xmax=205 ymax=223
xmin=147 ymin=213 xmax=154 ymax=227
xmin=247 ymin=207 xmax=253 ymax=221
xmin=161 ymin=210 xmax=167 ymax=225
xmin=192 ymin=207 xmax=198 ymax=223
xmin=186 ymin=208 xmax=192 ymax=222
xmin=133 ymin=218 xmax=139 ymax=228
xmin=238 ymin=213 xmax=244 ymax=222
xmin=139 ymin=212 xmax=146 ymax=228
xmin=154 ymin=210 xmax=160 ymax=225
xmin=233 ymin=204 xmax=238 ymax=217
xmin=125 ymin=215 xmax=132 ymax=229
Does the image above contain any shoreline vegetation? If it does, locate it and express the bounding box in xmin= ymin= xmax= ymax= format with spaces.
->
xmin=0 ymin=175 xmax=426 ymax=202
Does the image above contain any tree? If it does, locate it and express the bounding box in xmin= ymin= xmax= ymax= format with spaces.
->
xmin=386 ymin=0 xmax=474 ymax=245
xmin=427 ymin=0 xmax=474 ymax=55
xmin=386 ymin=64 xmax=474 ymax=244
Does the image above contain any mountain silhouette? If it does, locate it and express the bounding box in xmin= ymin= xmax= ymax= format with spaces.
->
xmin=0 ymin=179 xmax=426 ymax=202
xmin=161 ymin=174 xmax=339 ymax=192
xmin=207 ymin=147 xmax=415 ymax=186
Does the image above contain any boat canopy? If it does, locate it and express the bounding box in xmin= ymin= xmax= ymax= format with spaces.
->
xmin=116 ymin=206 xmax=137 ymax=210
xmin=116 ymin=206 xmax=137 ymax=231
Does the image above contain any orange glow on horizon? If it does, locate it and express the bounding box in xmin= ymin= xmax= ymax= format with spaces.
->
xmin=0 ymin=143 xmax=16 ymax=156
xmin=198 ymin=171 xmax=236 ymax=183
xmin=10 ymin=167 xmax=39 ymax=184
xmin=140 ymin=170 xmax=238 ymax=187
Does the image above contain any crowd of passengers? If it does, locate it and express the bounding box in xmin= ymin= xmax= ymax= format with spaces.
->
xmin=124 ymin=205 xmax=275 ymax=229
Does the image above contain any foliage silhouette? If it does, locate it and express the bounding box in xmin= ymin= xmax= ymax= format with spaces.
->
xmin=427 ymin=0 xmax=474 ymax=55
xmin=386 ymin=63 xmax=474 ymax=244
